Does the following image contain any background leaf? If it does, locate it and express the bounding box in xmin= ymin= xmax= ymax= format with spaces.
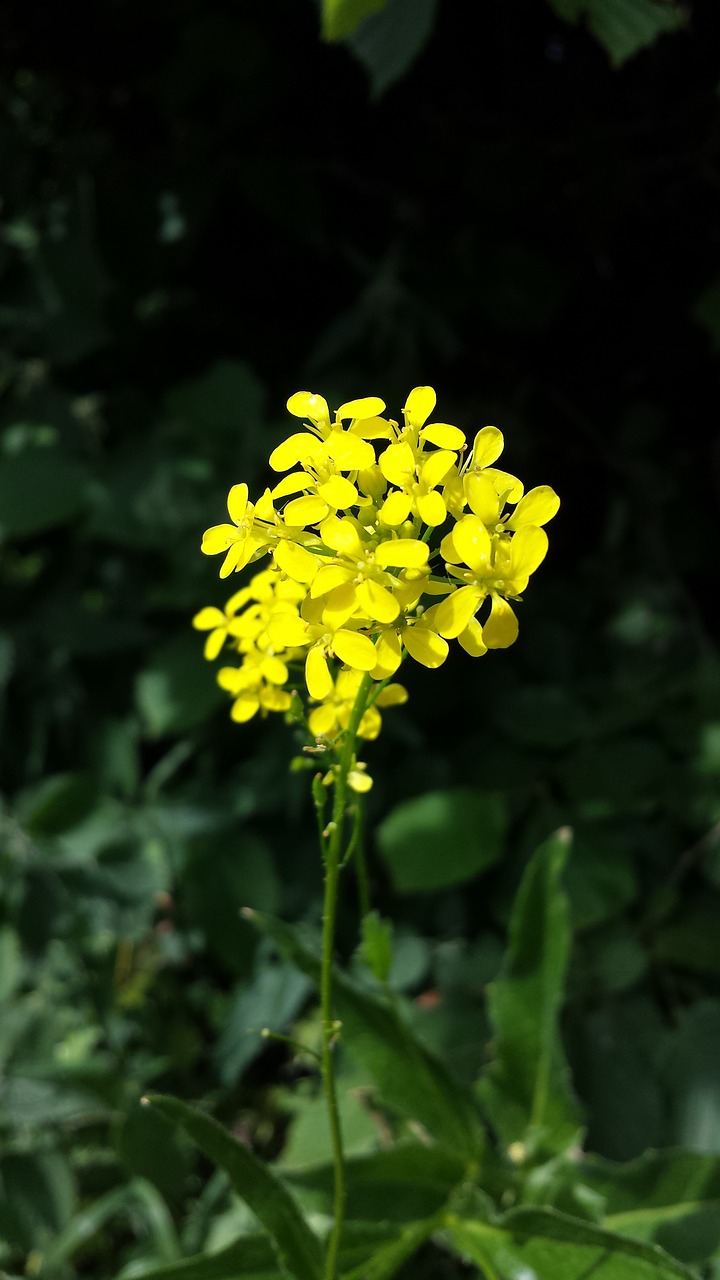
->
xmin=478 ymin=829 xmax=582 ymax=1156
xmin=146 ymin=1097 xmax=323 ymax=1280
xmin=377 ymin=789 xmax=506 ymax=893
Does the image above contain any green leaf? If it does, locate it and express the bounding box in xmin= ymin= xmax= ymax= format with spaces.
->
xmin=547 ymin=0 xmax=686 ymax=68
xmin=38 ymin=1178 xmax=179 ymax=1272
xmin=321 ymin=0 xmax=390 ymax=41
xmin=477 ymin=828 xmax=582 ymax=1157
xmin=135 ymin=634 xmax=226 ymax=737
xmin=345 ymin=0 xmax=438 ymax=100
xmin=216 ymin=961 xmax=312 ymax=1084
xmin=0 ymin=445 xmax=89 ymax=537
xmin=0 ymin=1151 xmax=76 ymax=1252
xmin=447 ymin=1205 xmax=697 ymax=1279
xmin=145 ymin=1095 xmax=323 ymax=1280
xmin=377 ymin=789 xmax=506 ymax=893
xmin=285 ymin=1143 xmax=467 ymax=1224
xmin=245 ymin=911 xmax=485 ymax=1158
xmin=584 ymin=1149 xmax=720 ymax=1265
xmin=584 ymin=0 xmax=686 ymax=68
xmin=115 ymin=1232 xmax=282 ymax=1280
xmin=341 ymin=1217 xmax=439 ymax=1280
xmin=360 ymin=911 xmax=393 ymax=983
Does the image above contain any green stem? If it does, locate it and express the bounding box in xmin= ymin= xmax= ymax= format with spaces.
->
xmin=320 ymin=670 xmax=373 ymax=1280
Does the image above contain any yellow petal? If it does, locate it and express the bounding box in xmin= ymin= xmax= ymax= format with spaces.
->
xmin=231 ymin=692 xmax=260 ymax=722
xmin=471 ymin=426 xmax=504 ymax=469
xmin=219 ymin=541 xmax=249 ymax=578
xmin=371 ymin=629 xmax=402 ymax=678
xmin=421 ymin=423 xmax=466 ymax=450
xmin=433 ymin=584 xmax=483 ymax=639
xmin=357 ymin=706 xmax=382 ymax=741
xmin=255 ymin=488 xmax=275 ymax=521
xmin=323 ymin=581 xmax=358 ymax=629
xmin=355 ymin=578 xmax=400 ymax=624
xmin=192 ymin=606 xmax=226 ymax=631
xmin=357 ymin=464 xmax=386 ymax=498
xmin=351 ymin=416 xmax=393 ymax=440
xmin=286 ymin=391 xmax=330 ymax=428
xmin=317 ymin=475 xmax=358 ymax=509
xmin=272 ymin=471 xmax=311 ymax=500
xmin=311 ymin=563 xmax=355 ymax=598
xmin=376 ymin=682 xmax=408 ymax=707
xmin=225 ymin=587 xmax=253 ymax=613
xmin=465 ymin=473 xmax=501 ymax=525
xmin=306 ymin=646 xmax=333 ymax=700
xmin=227 ymin=483 xmax=249 ymax=524
xmin=485 ymin=467 xmax=524 ymax=504
xmin=332 ymin=629 xmax=377 ymax=671
xmin=261 ymin=655 xmax=289 ymax=685
xmin=260 ymin=686 xmax=291 ymax=713
xmin=269 ymin=432 xmax=324 ymax=472
xmin=482 ymin=596 xmax=519 ymax=648
xmin=266 ymin=612 xmax=309 ymax=648
xmin=452 ymin=515 xmax=492 ymax=576
xmin=325 ymin=429 xmax=375 ymax=471
xmin=403 ymin=625 xmax=449 ymax=668
xmin=375 ymin=538 xmax=429 ymax=569
xmin=379 ymin=490 xmax=413 ymax=526
xmin=336 ymin=396 xmax=386 ymax=422
xmin=457 ymin=617 xmax=487 ymax=658
xmin=439 ymin=529 xmax=460 ymax=563
xmin=204 ymin=628 xmax=227 ymax=661
xmin=217 ymin=666 xmax=242 ymax=692
xmin=505 ymin=485 xmax=560 ymax=530
xmin=348 ymin=767 xmax=373 ymax=793
xmin=201 ymin=523 xmax=238 ymax=555
xmin=403 ymin=386 xmax=436 ymax=429
xmin=420 ymin=449 xmax=455 ymax=490
xmin=273 ymin=539 xmax=319 ymax=583
xmin=284 ymin=494 xmax=330 ymax=526
xmin=379 ymin=441 xmax=415 ymax=488
xmin=509 ymin=525 xmax=549 ymax=578
xmin=320 ymin=516 xmax=364 ymax=557
xmin=416 ymin=489 xmax=446 ymax=527
xmin=309 ymin=703 xmax=338 ymax=737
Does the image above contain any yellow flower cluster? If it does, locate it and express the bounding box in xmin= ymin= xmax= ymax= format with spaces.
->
xmin=194 ymin=387 xmax=559 ymax=735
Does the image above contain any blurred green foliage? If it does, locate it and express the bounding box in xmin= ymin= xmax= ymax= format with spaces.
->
xmin=1 ymin=0 xmax=720 ymax=1275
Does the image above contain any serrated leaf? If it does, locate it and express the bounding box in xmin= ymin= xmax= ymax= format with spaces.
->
xmin=447 ymin=1206 xmax=697 ymax=1280
xmin=146 ymin=1096 xmax=323 ymax=1280
xmin=245 ymin=911 xmax=484 ymax=1158
xmin=477 ymin=828 xmax=582 ymax=1157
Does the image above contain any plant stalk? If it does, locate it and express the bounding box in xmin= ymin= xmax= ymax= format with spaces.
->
xmin=319 ymin=670 xmax=373 ymax=1280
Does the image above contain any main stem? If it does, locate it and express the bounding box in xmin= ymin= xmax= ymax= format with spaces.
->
xmin=320 ymin=671 xmax=373 ymax=1280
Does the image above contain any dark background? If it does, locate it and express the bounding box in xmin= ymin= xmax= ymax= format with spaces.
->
xmin=2 ymin=0 xmax=720 ymax=1270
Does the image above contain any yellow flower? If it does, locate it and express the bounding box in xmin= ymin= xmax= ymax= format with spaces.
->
xmin=201 ymin=485 xmax=277 ymax=578
xmin=192 ymin=586 xmax=253 ymax=660
xmin=308 ymin=668 xmax=408 ymax=742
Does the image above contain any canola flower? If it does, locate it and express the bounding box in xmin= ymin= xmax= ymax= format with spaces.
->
xmin=194 ymin=385 xmax=559 ymax=749
xmin=193 ymin=387 xmax=558 ymax=1280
